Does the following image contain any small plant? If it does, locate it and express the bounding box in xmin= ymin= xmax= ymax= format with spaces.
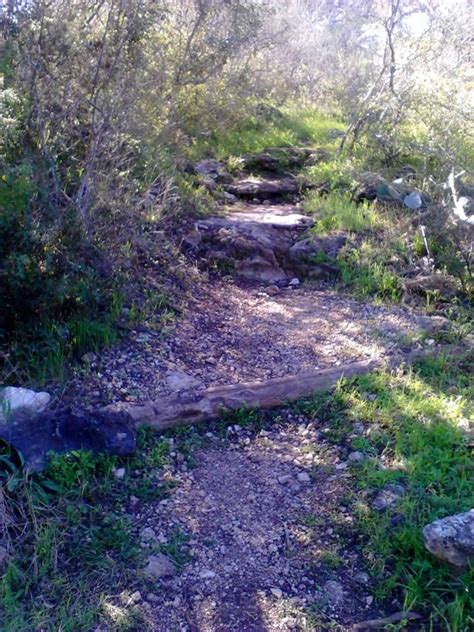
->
xmin=338 ymin=242 xmax=402 ymax=301
xmin=159 ymin=528 xmax=191 ymax=568
xmin=304 ymin=191 xmax=381 ymax=234
xmin=226 ymin=155 xmax=245 ymax=173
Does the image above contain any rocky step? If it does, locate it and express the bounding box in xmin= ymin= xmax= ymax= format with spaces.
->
xmin=224 ymin=176 xmax=300 ymax=200
xmin=183 ymin=203 xmax=346 ymax=284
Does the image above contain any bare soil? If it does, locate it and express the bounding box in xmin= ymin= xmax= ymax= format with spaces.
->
xmin=71 ymin=198 xmax=436 ymax=631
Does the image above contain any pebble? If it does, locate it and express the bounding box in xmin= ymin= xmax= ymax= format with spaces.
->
xmin=265 ymin=285 xmax=280 ymax=296
xmin=147 ymin=593 xmax=159 ymax=603
xmin=323 ymin=580 xmax=344 ymax=606
xmin=372 ymin=483 xmax=406 ymax=511
xmin=353 ymin=571 xmax=370 ymax=585
xmin=348 ymin=451 xmax=366 ymax=463
xmin=278 ymin=475 xmax=293 ymax=485
xmin=199 ymin=569 xmax=216 ymax=579
xmin=271 ymin=587 xmax=283 ymax=599
xmin=145 ymin=553 xmax=176 ymax=579
xmin=141 ymin=527 xmax=157 ymax=543
xmin=113 ymin=467 xmax=126 ymax=480
xmin=297 ymin=472 xmax=311 ymax=483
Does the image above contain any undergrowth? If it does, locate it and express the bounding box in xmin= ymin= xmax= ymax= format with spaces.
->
xmin=304 ymin=191 xmax=381 ymax=234
xmin=0 ymin=428 xmax=177 ymax=631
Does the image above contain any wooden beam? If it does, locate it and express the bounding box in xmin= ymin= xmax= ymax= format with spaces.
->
xmin=103 ymin=347 xmax=465 ymax=432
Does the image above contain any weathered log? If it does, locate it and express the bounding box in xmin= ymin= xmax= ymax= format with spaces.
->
xmin=104 ymin=347 xmax=463 ymax=432
xmin=1 ymin=345 xmax=467 ymax=471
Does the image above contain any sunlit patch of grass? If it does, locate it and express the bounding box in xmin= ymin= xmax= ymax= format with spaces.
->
xmin=305 ymin=191 xmax=381 ymax=234
xmin=191 ymin=106 xmax=345 ymax=160
xmin=305 ymin=156 xmax=361 ymax=191
xmin=338 ymin=240 xmax=402 ymax=301
xmin=298 ymin=353 xmax=474 ymax=630
xmin=0 ymin=425 xmax=185 ymax=631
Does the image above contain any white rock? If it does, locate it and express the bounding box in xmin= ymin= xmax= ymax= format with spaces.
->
xmin=271 ymin=587 xmax=283 ymax=599
xmin=353 ymin=571 xmax=369 ymax=585
xmin=199 ymin=569 xmax=216 ymax=579
xmin=1 ymin=387 xmax=50 ymax=421
xmin=113 ymin=467 xmax=126 ymax=480
xmin=145 ymin=553 xmax=176 ymax=579
xmin=423 ymin=509 xmax=474 ymax=568
xmin=278 ymin=475 xmax=293 ymax=485
xmin=297 ymin=472 xmax=311 ymax=483
xmin=288 ymin=278 xmax=300 ymax=287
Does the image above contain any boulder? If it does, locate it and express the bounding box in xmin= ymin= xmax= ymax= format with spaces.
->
xmin=353 ymin=173 xmax=386 ymax=202
xmin=242 ymin=147 xmax=328 ymax=174
xmin=0 ymin=387 xmax=50 ymax=422
xmin=236 ymin=256 xmax=288 ymax=283
xmin=190 ymin=208 xmax=312 ymax=281
xmin=0 ymin=408 xmax=136 ymax=471
xmin=195 ymin=159 xmax=225 ymax=178
xmin=423 ymin=509 xmax=474 ymax=568
xmin=353 ymin=173 xmax=427 ymax=208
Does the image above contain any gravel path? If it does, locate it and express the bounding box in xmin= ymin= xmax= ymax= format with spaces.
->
xmin=68 ymin=198 xmax=432 ymax=630
xmin=125 ymin=414 xmax=388 ymax=632
xmin=64 ymin=277 xmax=421 ymax=410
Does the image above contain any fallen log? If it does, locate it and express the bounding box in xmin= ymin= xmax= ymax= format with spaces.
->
xmin=103 ymin=346 xmax=467 ymax=432
xmin=1 ymin=345 xmax=468 ymax=470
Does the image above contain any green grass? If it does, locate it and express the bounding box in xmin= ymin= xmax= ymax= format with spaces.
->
xmin=304 ymin=191 xmax=381 ymax=234
xmin=0 ymin=428 xmax=177 ymax=631
xmin=190 ymin=105 xmax=345 ymax=160
xmin=298 ymin=353 xmax=474 ymax=631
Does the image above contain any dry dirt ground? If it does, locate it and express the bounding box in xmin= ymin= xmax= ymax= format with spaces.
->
xmin=64 ymin=278 xmax=424 ymax=410
xmin=69 ymin=199 xmax=437 ymax=631
xmin=114 ymin=413 xmax=397 ymax=632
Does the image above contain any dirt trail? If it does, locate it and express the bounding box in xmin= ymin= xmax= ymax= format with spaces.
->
xmin=131 ymin=416 xmax=380 ymax=632
xmin=77 ymin=191 xmax=433 ymax=631
xmin=65 ymin=237 xmax=422 ymax=411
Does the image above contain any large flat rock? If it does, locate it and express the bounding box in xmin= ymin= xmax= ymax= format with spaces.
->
xmin=225 ymin=176 xmax=299 ymax=199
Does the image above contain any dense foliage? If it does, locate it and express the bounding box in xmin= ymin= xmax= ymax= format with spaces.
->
xmin=0 ymin=0 xmax=473 ymax=380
